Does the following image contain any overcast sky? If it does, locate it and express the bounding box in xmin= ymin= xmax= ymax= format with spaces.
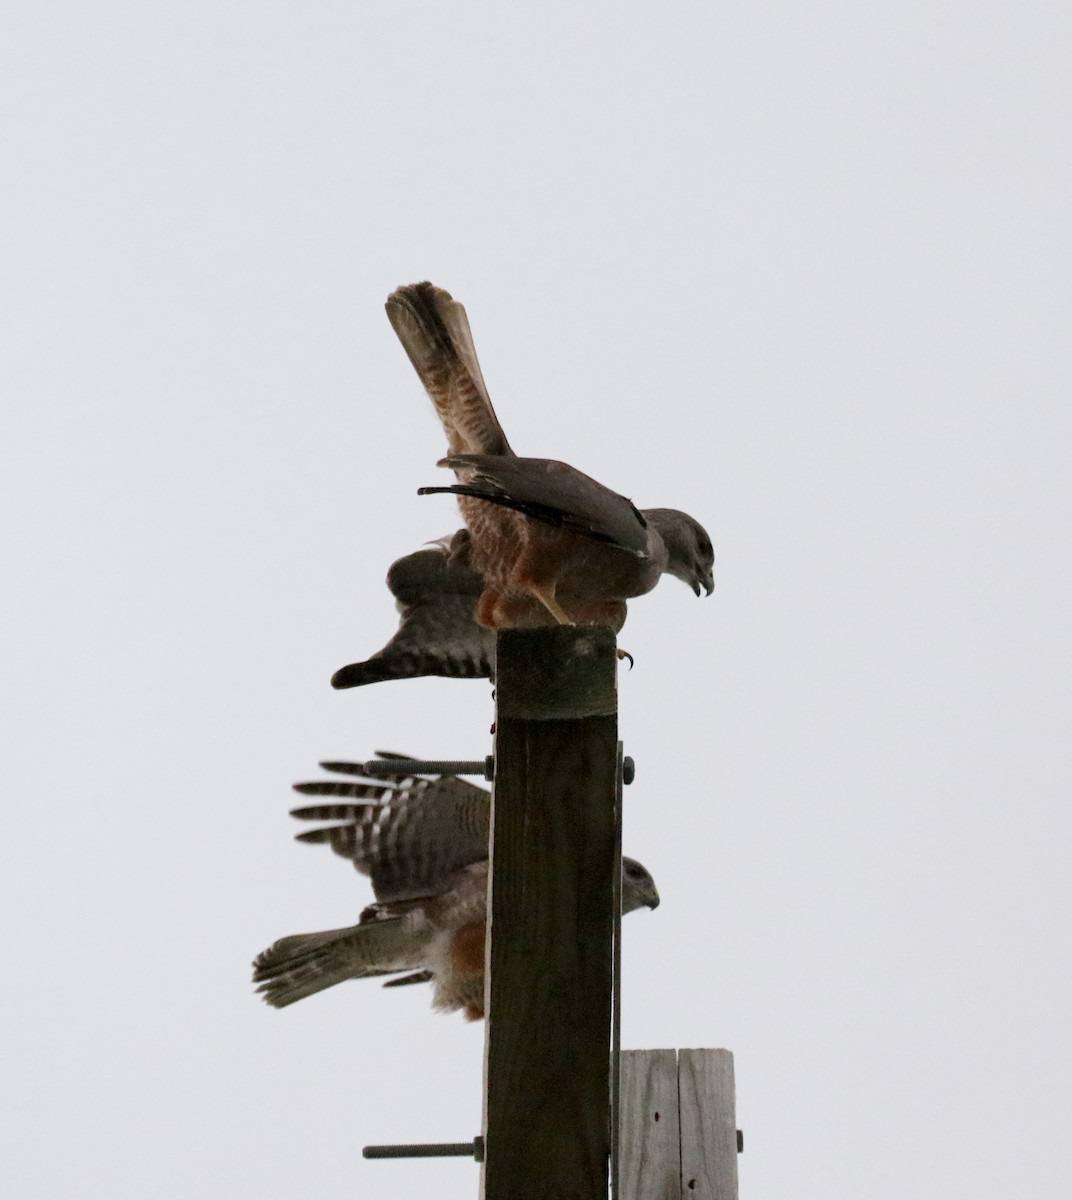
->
xmin=2 ymin=2 xmax=1070 ymax=1197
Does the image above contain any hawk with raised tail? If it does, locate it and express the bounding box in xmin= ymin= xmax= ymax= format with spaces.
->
xmin=385 ymin=282 xmax=715 ymax=632
xmin=252 ymin=754 xmax=659 ymax=1018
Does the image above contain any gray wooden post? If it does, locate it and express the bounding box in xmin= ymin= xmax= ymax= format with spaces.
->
xmin=679 ymin=1050 xmax=739 ymax=1200
xmin=618 ymin=1049 xmax=681 ymax=1200
xmin=481 ymin=626 xmax=619 ymax=1200
xmin=618 ymin=1049 xmax=739 ymax=1200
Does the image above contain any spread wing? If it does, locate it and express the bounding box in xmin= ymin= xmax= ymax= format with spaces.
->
xmin=290 ymin=755 xmax=491 ymax=903
xmin=256 ymin=746 xmax=661 ymax=1013
xmin=386 ymin=282 xmax=513 ymax=457
xmin=331 ymin=533 xmax=495 ymax=688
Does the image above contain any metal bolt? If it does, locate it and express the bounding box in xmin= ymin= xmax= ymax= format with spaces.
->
xmin=362 ymin=1139 xmax=481 ymax=1160
xmin=355 ymin=759 xmax=490 ymax=778
xmin=622 ymin=756 xmax=635 ymax=785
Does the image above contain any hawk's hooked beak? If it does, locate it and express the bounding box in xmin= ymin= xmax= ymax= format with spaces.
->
xmin=645 ymin=888 xmax=661 ymax=911
xmin=692 ymin=568 xmax=715 ymax=597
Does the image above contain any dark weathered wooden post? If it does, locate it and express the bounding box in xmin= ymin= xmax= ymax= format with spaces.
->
xmin=481 ymin=625 xmax=620 ymax=1200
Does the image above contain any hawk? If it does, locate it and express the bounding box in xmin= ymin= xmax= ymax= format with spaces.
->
xmin=330 ymin=530 xmax=495 ymax=690
xmin=252 ymin=754 xmax=659 ymax=1018
xmin=386 ymin=282 xmax=715 ymax=631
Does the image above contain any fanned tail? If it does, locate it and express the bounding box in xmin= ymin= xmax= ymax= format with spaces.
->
xmin=385 ymin=282 xmax=513 ymax=457
xmin=252 ymin=916 xmax=419 ymax=1009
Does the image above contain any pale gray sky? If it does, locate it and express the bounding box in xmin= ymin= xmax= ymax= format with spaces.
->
xmin=2 ymin=2 xmax=1070 ymax=1197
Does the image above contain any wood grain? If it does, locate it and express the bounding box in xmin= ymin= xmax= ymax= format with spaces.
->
xmin=618 ymin=1049 xmax=681 ymax=1200
xmin=481 ymin=627 xmax=618 ymax=1200
xmin=678 ymin=1049 xmax=738 ymax=1200
xmin=494 ymin=626 xmax=618 ymax=719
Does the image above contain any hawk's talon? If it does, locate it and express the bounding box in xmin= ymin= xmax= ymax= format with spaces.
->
xmin=617 ymin=648 xmax=634 ymax=670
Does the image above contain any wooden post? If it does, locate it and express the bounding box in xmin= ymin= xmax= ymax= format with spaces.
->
xmin=618 ymin=1049 xmax=739 ymax=1200
xmin=679 ymin=1050 xmax=739 ymax=1200
xmin=618 ymin=1050 xmax=681 ymax=1200
xmin=481 ymin=626 xmax=619 ymax=1200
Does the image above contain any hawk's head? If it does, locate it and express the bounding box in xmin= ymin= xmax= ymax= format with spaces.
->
xmin=622 ymin=856 xmax=661 ymax=912
xmin=644 ymin=509 xmax=715 ymax=597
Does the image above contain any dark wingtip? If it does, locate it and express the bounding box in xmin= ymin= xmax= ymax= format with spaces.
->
xmin=331 ymin=663 xmax=360 ymax=688
xmin=292 ymin=828 xmax=326 ymax=842
xmin=331 ymin=661 xmax=395 ymax=689
xmin=318 ymin=761 xmax=368 ymax=775
xmin=381 ymin=970 xmax=434 ymax=989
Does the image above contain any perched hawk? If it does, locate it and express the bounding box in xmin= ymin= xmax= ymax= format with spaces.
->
xmin=331 ymin=530 xmax=495 ymax=690
xmin=386 ymin=282 xmax=715 ymax=631
xmin=252 ymin=754 xmax=659 ymax=1018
